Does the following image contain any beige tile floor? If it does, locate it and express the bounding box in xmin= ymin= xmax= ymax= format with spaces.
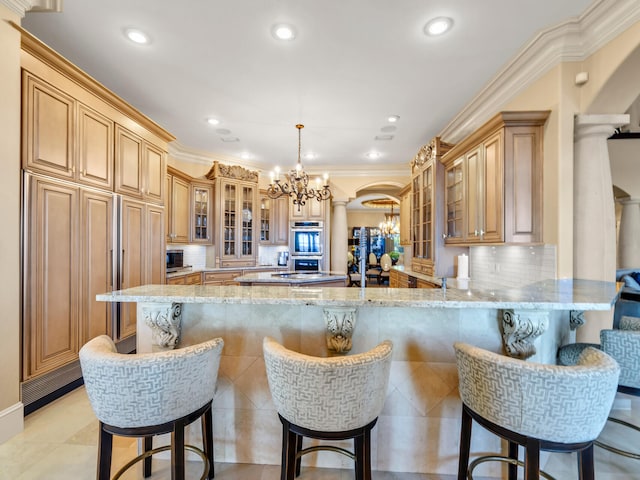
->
xmin=0 ymin=386 xmax=638 ymax=479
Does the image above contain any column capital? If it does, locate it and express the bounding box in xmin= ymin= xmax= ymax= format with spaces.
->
xmin=574 ymin=114 xmax=629 ymax=140
xmin=332 ymin=200 xmax=348 ymax=208
xmin=619 ymin=198 xmax=640 ymax=206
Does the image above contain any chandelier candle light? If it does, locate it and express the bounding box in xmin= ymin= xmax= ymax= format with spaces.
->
xmin=267 ymin=124 xmax=331 ymax=211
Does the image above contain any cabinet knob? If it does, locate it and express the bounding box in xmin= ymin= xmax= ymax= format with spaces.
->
xmin=480 ymin=229 xmax=485 ymax=236
xmin=442 ymin=233 xmax=447 ymax=239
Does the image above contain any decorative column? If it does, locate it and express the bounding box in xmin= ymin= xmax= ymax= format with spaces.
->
xmin=574 ymin=114 xmax=629 ymax=343
xmin=617 ymin=198 xmax=640 ymax=268
xmin=331 ymin=200 xmax=348 ymax=273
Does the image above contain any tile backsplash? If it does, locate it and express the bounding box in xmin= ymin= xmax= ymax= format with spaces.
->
xmin=469 ymin=244 xmax=556 ymax=288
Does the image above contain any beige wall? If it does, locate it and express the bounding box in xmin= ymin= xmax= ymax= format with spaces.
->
xmin=609 ymin=138 xmax=640 ymax=198
xmin=0 ymin=6 xmax=24 ymax=442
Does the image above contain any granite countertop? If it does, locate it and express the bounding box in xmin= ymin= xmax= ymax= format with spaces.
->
xmin=97 ymin=278 xmax=621 ymax=310
xmin=166 ymin=265 xmax=285 ymax=279
xmin=235 ymin=271 xmax=348 ymax=284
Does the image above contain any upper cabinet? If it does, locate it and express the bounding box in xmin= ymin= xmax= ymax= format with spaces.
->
xmin=191 ymin=180 xmax=213 ymax=244
xmin=21 ymin=31 xmax=173 ymax=204
xmin=260 ymin=192 xmax=289 ymax=245
xmin=114 ymin=124 xmax=166 ymax=204
xmin=290 ymin=198 xmax=325 ymax=221
xmin=398 ymin=183 xmax=411 ymax=246
xmin=23 ymin=73 xmax=115 ymax=190
xmin=207 ymin=162 xmax=259 ymax=268
xmin=166 ymin=166 xmax=191 ymax=244
xmin=440 ymin=111 xmax=549 ymax=245
xmin=410 ymin=138 xmax=453 ymax=275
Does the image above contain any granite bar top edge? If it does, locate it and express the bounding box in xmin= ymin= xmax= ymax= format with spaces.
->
xmin=97 ymin=279 xmax=620 ymax=311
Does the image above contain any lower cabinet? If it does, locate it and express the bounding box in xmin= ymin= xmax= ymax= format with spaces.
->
xmin=166 ymin=272 xmax=202 ymax=285
xmin=202 ymin=270 xmax=242 ymax=286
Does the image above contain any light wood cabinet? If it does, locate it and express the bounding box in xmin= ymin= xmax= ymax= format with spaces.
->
xmin=23 ymin=176 xmax=115 ymax=379
xmin=80 ymin=189 xmax=113 ymax=344
xmin=399 ymin=184 xmax=411 ymax=246
xmin=23 ymin=73 xmax=115 ymax=190
xmin=115 ymin=125 xmax=166 ymax=205
xmin=202 ymin=270 xmax=242 ymax=285
xmin=290 ymin=197 xmax=325 ymax=221
xmin=260 ymin=191 xmax=289 ymax=245
xmin=24 ymin=177 xmax=79 ymax=380
xmin=118 ymin=199 xmax=165 ymax=340
xmin=410 ymin=138 xmax=452 ymax=276
xmin=191 ymin=181 xmax=213 ymax=244
xmin=166 ymin=167 xmax=190 ymax=243
xmin=167 ymin=272 xmax=202 ymax=285
xmin=441 ymin=111 xmax=549 ymax=245
xmin=206 ymin=162 xmax=259 ymax=268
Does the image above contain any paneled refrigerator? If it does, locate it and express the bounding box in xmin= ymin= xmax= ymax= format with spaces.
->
xmin=21 ymin=172 xmax=165 ymax=411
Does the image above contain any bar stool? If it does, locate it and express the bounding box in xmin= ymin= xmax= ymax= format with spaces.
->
xmin=263 ymin=337 xmax=393 ymax=480
xmin=558 ymin=315 xmax=640 ymax=459
xmin=79 ymin=335 xmax=224 ymax=480
xmin=454 ymin=341 xmax=619 ymax=480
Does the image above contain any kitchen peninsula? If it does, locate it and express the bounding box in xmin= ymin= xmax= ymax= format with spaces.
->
xmin=97 ymin=279 xmax=619 ymax=476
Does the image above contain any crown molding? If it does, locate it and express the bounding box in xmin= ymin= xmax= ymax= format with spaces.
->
xmin=439 ymin=0 xmax=640 ymax=143
xmin=168 ymin=141 xmax=410 ymax=178
xmin=1 ymin=0 xmax=61 ymax=16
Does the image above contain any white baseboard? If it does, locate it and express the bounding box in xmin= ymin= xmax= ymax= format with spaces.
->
xmin=0 ymin=402 xmax=23 ymax=444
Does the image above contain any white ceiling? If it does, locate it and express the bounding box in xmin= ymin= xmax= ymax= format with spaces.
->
xmin=22 ymin=0 xmax=595 ymax=176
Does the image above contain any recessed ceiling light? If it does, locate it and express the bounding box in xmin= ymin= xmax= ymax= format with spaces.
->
xmin=424 ymin=17 xmax=453 ymax=36
xmin=207 ymin=118 xmax=220 ymax=126
xmin=303 ymin=152 xmax=316 ymax=160
xmin=241 ymin=152 xmax=251 ymax=160
xmin=366 ymin=152 xmax=381 ymax=160
xmin=221 ymin=137 xmax=240 ymax=143
xmin=271 ymin=23 xmax=297 ymax=41
xmin=387 ymin=115 xmax=400 ymax=123
xmin=375 ymin=135 xmax=394 ymax=141
xmin=124 ymin=28 xmax=150 ymax=45
xmin=216 ymin=128 xmax=232 ymax=135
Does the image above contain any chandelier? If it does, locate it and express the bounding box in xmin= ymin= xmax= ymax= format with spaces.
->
xmin=267 ymin=124 xmax=331 ymax=211
xmin=379 ymin=204 xmax=400 ymax=236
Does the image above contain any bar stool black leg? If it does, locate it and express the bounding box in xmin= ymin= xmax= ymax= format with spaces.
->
xmin=508 ymin=441 xmax=518 ymax=480
xmin=578 ymin=445 xmax=595 ymax=480
xmin=97 ymin=424 xmax=113 ymax=480
xmin=143 ymin=436 xmax=153 ymax=477
xmin=524 ymin=437 xmax=540 ymax=480
xmin=458 ymin=406 xmax=472 ymax=480
xmin=202 ymin=406 xmax=214 ymax=479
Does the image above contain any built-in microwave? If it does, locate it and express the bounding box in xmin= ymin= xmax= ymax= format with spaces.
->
xmin=166 ymin=249 xmax=184 ymax=272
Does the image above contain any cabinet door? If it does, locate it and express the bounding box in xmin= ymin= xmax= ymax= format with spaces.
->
xmin=77 ymin=104 xmax=114 ymax=190
xmin=143 ymin=142 xmax=165 ymax=204
xmin=80 ymin=189 xmax=113 ymax=343
xmin=399 ymin=188 xmax=411 ymax=246
xmin=170 ymin=175 xmax=190 ymax=243
xmin=165 ymin=174 xmax=172 ymax=242
xmin=274 ymin=196 xmax=289 ymax=244
xmin=481 ymin=132 xmax=504 ymax=243
xmin=24 ymin=177 xmax=79 ymax=379
xmin=221 ymin=182 xmax=237 ymax=258
xmin=259 ymin=196 xmax=271 ymax=243
xmin=119 ymin=198 xmax=145 ymax=339
xmin=307 ymin=199 xmax=324 ymax=220
xmin=239 ymin=184 xmax=256 ymax=259
xmin=146 ymin=204 xmax=166 ymax=284
xmin=444 ymin=158 xmax=464 ymax=242
xmin=23 ymin=73 xmax=75 ymax=180
xmin=465 ymin=146 xmax=483 ymax=242
xmin=422 ymin=163 xmax=433 ymax=260
xmin=115 ymin=125 xmax=143 ymax=199
xmin=192 ymin=183 xmax=213 ymax=244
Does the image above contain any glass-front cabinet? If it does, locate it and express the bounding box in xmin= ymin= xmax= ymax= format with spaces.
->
xmin=444 ymin=157 xmax=464 ymax=242
xmin=191 ymin=182 xmax=212 ymax=244
xmin=409 ymin=137 xmax=453 ymax=276
xmin=259 ymin=193 xmax=289 ymax=245
xmin=207 ymin=161 xmax=259 ymax=267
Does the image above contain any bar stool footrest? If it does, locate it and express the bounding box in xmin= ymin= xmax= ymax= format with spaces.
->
xmin=112 ymin=444 xmax=210 ymax=480
xmin=468 ymin=455 xmax=556 ymax=480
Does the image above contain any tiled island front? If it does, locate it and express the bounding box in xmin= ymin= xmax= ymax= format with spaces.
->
xmin=97 ymin=280 xmax=619 ymax=476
